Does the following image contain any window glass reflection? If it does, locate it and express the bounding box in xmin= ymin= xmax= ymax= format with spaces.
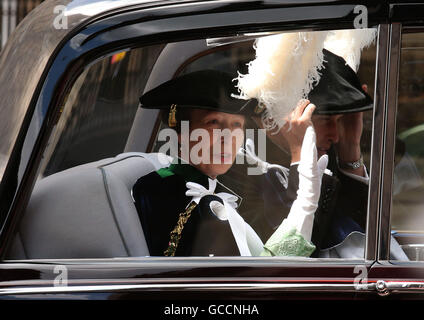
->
xmin=7 ymin=30 xmax=378 ymax=260
xmin=392 ymin=32 xmax=424 ymax=261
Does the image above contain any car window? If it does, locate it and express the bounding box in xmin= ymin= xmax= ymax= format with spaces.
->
xmin=5 ymin=28 xmax=379 ymax=261
xmin=391 ymin=31 xmax=424 ymax=261
xmin=37 ymin=46 xmax=164 ymax=177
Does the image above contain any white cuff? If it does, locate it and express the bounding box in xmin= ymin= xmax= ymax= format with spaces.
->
xmin=339 ymin=165 xmax=369 ymax=185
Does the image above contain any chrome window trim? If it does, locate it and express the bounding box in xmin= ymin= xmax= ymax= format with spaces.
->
xmin=0 ymin=282 xmax=374 ymax=296
xmin=4 ymin=280 xmax=424 ymax=297
xmin=1 ymin=256 xmax=368 ymax=265
xmin=366 ymin=23 xmax=390 ymax=262
xmin=378 ymin=23 xmax=402 ymax=261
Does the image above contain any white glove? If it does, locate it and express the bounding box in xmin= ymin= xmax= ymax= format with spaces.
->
xmin=280 ymin=125 xmax=328 ymax=242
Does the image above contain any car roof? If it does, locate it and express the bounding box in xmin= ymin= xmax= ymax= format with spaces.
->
xmin=0 ymin=0 xmax=162 ymax=170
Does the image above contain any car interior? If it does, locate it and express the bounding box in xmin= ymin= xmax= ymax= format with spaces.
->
xmin=7 ymin=28 xmax=423 ymax=262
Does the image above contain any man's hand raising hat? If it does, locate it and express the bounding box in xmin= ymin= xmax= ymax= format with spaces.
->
xmin=235 ymin=28 xmax=377 ymax=130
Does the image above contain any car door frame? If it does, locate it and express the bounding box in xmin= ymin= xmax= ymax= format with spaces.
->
xmin=367 ymin=3 xmax=424 ymax=299
xmin=0 ymin=0 xmax=396 ymax=299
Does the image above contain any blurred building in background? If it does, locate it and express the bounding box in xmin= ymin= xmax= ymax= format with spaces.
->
xmin=1 ymin=0 xmax=43 ymax=48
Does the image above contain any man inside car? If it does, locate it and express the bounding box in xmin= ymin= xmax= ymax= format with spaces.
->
xmin=221 ymin=48 xmax=373 ymax=257
xmin=132 ymin=69 xmax=327 ymax=257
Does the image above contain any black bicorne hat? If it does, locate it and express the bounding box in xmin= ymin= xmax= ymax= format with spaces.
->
xmin=308 ymin=49 xmax=373 ymax=115
xmin=139 ymin=70 xmax=259 ymax=126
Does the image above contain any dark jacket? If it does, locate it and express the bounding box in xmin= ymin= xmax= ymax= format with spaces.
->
xmin=220 ymin=147 xmax=368 ymax=256
xmin=132 ymin=163 xmax=241 ymax=256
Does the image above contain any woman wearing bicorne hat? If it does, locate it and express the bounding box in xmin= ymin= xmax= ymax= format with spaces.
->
xmin=132 ymin=69 xmax=327 ymax=257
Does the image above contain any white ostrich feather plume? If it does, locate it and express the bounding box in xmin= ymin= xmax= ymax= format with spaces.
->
xmin=324 ymin=28 xmax=377 ymax=72
xmin=236 ymin=31 xmax=328 ymax=130
xmin=236 ymin=28 xmax=377 ymax=130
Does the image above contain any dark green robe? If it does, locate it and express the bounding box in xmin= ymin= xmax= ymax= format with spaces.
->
xmin=132 ymin=163 xmax=240 ymax=256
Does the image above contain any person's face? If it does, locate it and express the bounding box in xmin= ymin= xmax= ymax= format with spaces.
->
xmin=311 ymin=114 xmax=343 ymax=158
xmin=179 ymin=109 xmax=245 ymax=179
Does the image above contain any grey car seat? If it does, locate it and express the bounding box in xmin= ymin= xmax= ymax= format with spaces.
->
xmin=6 ymin=152 xmax=172 ymax=259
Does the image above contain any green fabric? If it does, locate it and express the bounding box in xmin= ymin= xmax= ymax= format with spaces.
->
xmin=157 ymin=162 xmax=209 ymax=187
xmin=260 ymin=227 xmax=316 ymax=257
xmin=157 ymin=167 xmax=175 ymax=178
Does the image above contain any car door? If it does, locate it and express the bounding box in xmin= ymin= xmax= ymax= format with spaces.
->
xmin=367 ymin=3 xmax=424 ymax=299
xmin=0 ymin=0 xmax=405 ymax=300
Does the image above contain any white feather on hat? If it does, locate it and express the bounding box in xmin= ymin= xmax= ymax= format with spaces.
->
xmin=323 ymin=29 xmax=377 ymax=72
xmin=236 ymin=28 xmax=377 ymax=130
